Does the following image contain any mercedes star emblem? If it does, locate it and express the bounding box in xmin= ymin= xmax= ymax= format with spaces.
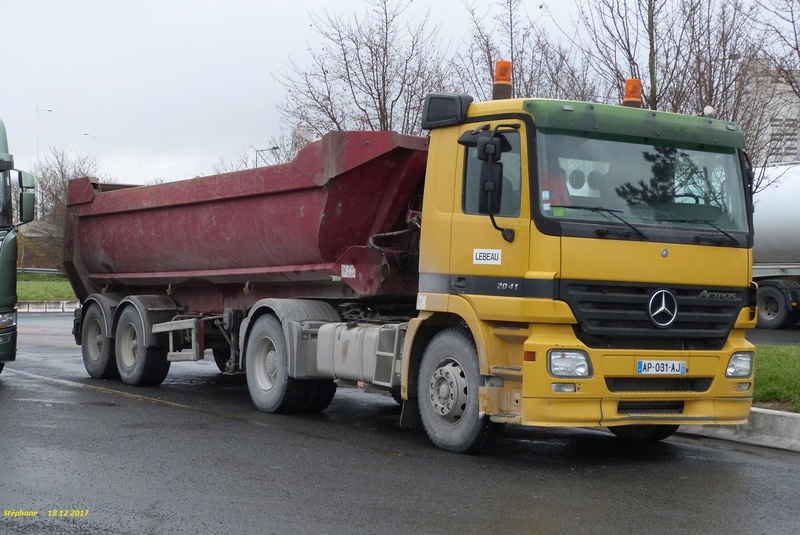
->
xmin=648 ymin=289 xmax=678 ymax=328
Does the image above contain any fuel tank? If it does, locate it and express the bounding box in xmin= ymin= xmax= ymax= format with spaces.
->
xmin=63 ymin=131 xmax=428 ymax=312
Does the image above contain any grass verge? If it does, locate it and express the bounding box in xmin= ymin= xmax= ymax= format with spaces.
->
xmin=17 ymin=272 xmax=77 ymax=302
xmin=754 ymin=345 xmax=800 ymax=413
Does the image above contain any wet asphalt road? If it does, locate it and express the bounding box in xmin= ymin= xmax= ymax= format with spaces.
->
xmin=1 ymin=314 xmax=799 ymax=535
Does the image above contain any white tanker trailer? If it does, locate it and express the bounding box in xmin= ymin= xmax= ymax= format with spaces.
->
xmin=754 ymin=163 xmax=800 ymax=328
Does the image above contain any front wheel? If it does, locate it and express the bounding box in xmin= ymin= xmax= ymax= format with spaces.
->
xmin=418 ymin=328 xmax=502 ymax=453
xmin=114 ymin=306 xmax=170 ymax=386
xmin=608 ymin=424 xmax=679 ymax=442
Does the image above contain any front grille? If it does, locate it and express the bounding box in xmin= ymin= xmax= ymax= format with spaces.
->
xmin=617 ymin=401 xmax=685 ymax=414
xmin=606 ymin=377 xmax=712 ymax=393
xmin=560 ymin=280 xmax=747 ymax=350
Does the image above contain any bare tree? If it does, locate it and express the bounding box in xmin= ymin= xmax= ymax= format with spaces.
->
xmin=453 ymin=0 xmax=597 ymax=101
xmin=21 ymin=147 xmax=101 ymax=267
xmin=210 ymin=127 xmax=314 ymax=173
xmin=576 ymin=0 xmax=687 ymax=107
xmin=210 ymin=150 xmax=256 ymax=174
xmin=752 ymin=0 xmax=800 ymax=184
xmin=677 ymin=0 xmax=790 ymax=192
xmin=575 ymin=0 xmax=785 ymax=192
xmin=756 ymin=0 xmax=800 ymax=100
xmin=276 ymin=0 xmax=452 ymax=138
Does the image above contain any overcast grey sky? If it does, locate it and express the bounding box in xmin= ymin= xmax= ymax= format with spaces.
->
xmin=1 ymin=0 xmax=574 ymax=184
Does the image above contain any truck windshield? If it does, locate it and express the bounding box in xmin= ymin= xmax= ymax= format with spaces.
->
xmin=536 ymin=132 xmax=750 ymax=234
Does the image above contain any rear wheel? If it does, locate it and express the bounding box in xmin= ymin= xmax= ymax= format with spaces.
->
xmin=608 ymin=424 xmax=679 ymax=442
xmin=301 ymin=380 xmax=338 ymax=414
xmin=81 ymin=304 xmax=119 ymax=379
xmin=756 ymin=286 xmax=799 ymax=329
xmin=212 ymin=347 xmax=231 ymax=373
xmin=418 ymin=328 xmax=502 ymax=453
xmin=245 ymin=315 xmax=307 ymax=414
xmin=115 ymin=306 xmax=170 ymax=386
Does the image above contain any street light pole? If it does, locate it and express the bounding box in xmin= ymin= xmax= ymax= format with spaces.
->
xmin=83 ymin=132 xmax=97 ymax=162
xmin=254 ymin=146 xmax=280 ymax=168
xmin=36 ymin=107 xmax=53 ymax=159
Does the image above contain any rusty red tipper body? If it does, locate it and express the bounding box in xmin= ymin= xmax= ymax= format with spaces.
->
xmin=63 ymin=131 xmax=429 ymax=313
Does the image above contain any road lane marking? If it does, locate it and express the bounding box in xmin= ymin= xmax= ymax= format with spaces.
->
xmin=4 ymin=368 xmax=210 ymax=413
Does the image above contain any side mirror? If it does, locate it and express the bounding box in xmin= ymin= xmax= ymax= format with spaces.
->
xmin=479 ymin=160 xmax=504 ymax=215
xmin=0 ymin=153 xmax=12 ymax=172
xmin=18 ymin=171 xmax=35 ymax=225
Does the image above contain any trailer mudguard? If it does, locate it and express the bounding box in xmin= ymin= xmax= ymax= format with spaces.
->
xmin=77 ymin=293 xmax=125 ymax=345
xmin=114 ymin=295 xmax=180 ymax=348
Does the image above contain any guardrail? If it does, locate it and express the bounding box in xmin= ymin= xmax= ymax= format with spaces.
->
xmin=18 ymin=268 xmax=65 ymax=275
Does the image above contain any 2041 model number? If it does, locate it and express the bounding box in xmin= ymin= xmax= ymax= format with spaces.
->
xmin=637 ymin=360 xmax=687 ymax=375
xmin=496 ymin=282 xmax=519 ymax=291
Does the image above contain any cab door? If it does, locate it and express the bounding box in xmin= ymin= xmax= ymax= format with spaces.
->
xmin=449 ymin=121 xmax=531 ymax=319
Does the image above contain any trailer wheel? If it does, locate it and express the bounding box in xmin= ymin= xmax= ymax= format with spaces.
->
xmin=757 ymin=285 xmax=790 ymax=329
xmin=418 ymin=328 xmax=502 ymax=453
xmin=608 ymin=425 xmax=678 ymax=442
xmin=245 ymin=315 xmax=307 ymax=414
xmin=115 ymin=306 xmax=171 ymax=386
xmin=81 ymin=304 xmax=119 ymax=379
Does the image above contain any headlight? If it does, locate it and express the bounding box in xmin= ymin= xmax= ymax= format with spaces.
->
xmin=548 ymin=349 xmax=592 ymax=378
xmin=0 ymin=311 xmax=16 ymax=329
xmin=726 ymin=352 xmax=753 ymax=378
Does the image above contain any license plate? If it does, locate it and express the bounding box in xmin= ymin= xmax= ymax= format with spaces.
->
xmin=637 ymin=360 xmax=686 ymax=375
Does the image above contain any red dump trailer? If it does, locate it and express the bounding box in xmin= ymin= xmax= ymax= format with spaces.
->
xmin=65 ymin=131 xmax=429 ymax=411
xmin=65 ymin=131 xmax=428 ymax=309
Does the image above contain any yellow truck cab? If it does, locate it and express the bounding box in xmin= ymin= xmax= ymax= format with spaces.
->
xmin=408 ymin=87 xmax=755 ymax=450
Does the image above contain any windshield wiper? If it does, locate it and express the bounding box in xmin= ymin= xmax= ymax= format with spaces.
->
xmin=555 ymin=205 xmax=650 ymax=241
xmin=660 ymin=218 xmax=741 ymax=246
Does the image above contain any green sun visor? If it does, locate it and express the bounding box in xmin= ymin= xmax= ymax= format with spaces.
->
xmin=523 ymin=100 xmax=745 ymax=150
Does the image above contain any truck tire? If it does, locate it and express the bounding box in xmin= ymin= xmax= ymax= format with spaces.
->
xmin=301 ymin=380 xmax=337 ymax=414
xmin=245 ymin=315 xmax=307 ymax=414
xmin=608 ymin=424 xmax=678 ymax=442
xmin=212 ymin=347 xmax=231 ymax=373
xmin=0 ymin=363 xmax=4 ymax=375
xmin=81 ymin=304 xmax=119 ymax=379
xmin=114 ymin=306 xmax=171 ymax=386
xmin=757 ymin=285 xmax=791 ymax=329
xmin=418 ymin=328 xmax=502 ymax=453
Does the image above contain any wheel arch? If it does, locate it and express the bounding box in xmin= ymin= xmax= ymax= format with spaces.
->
xmin=402 ymin=295 xmax=488 ymax=400
xmin=239 ymin=298 xmax=340 ymax=368
xmin=113 ymin=295 xmax=179 ymax=348
xmin=78 ymin=293 xmax=125 ymax=344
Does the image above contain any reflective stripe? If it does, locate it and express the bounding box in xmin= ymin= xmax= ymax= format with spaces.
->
xmin=418 ymin=273 xmax=555 ymax=298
